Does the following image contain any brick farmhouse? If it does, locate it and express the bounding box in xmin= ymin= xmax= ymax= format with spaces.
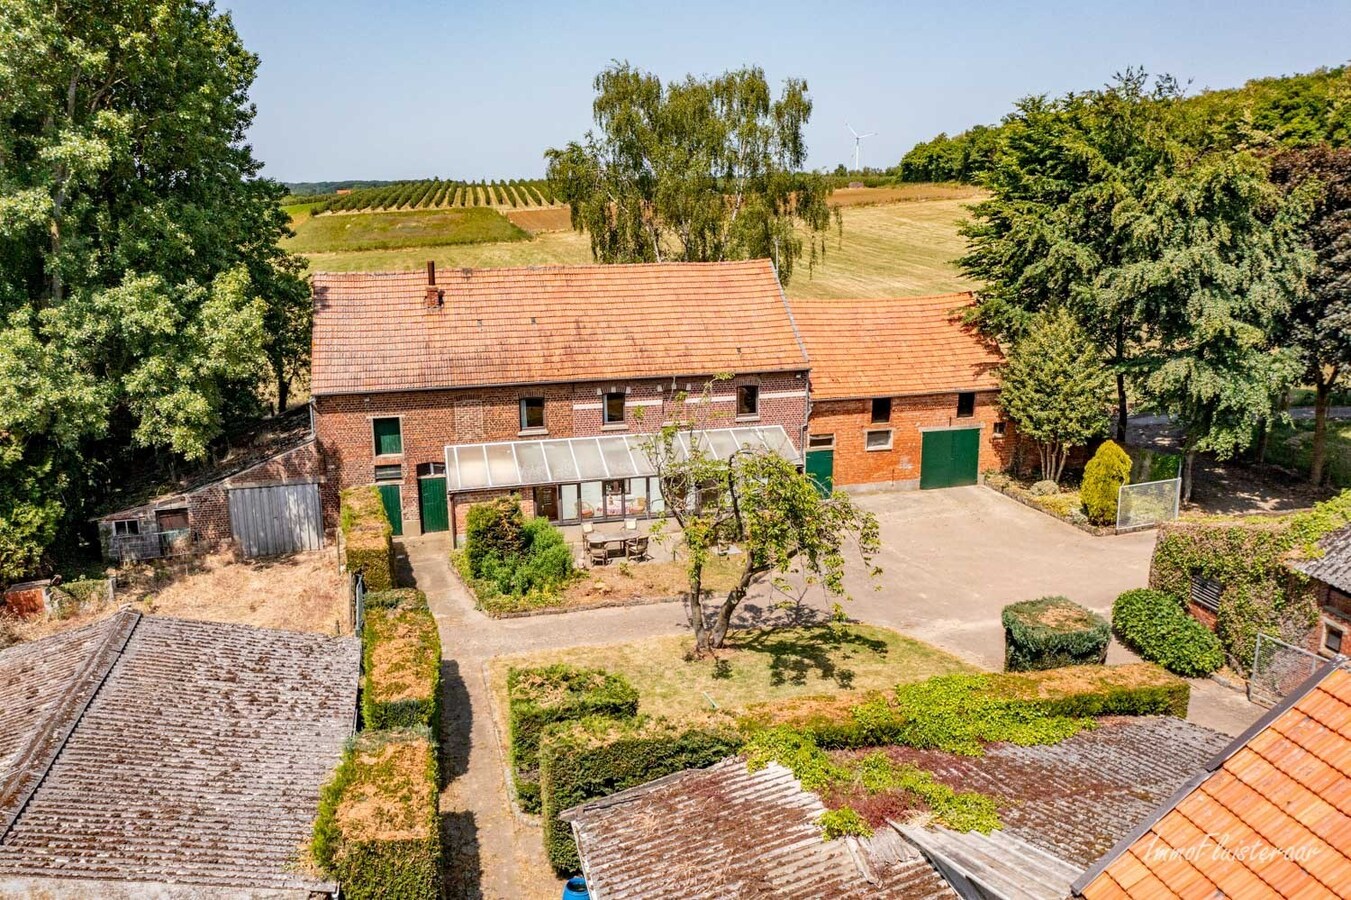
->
xmin=305 ymin=260 xmax=1016 ymax=539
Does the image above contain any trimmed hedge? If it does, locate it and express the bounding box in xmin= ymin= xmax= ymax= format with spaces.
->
xmin=312 ymin=729 xmax=440 ymax=900
xmin=1112 ymin=588 xmax=1225 ymax=677
xmin=539 ymin=715 xmax=743 ymax=873
xmin=507 ymin=665 xmax=639 ymax=812
xmin=1082 ymin=440 xmax=1131 ymax=525
xmin=342 ymin=486 xmax=395 ymax=591
xmin=1002 ymin=596 xmax=1110 ymax=671
xmin=362 ymin=590 xmax=441 ymax=731
xmin=739 ymin=664 xmax=1190 ymax=752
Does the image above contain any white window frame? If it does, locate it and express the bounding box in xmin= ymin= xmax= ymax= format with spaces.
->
xmin=864 ymin=429 xmax=893 ymax=451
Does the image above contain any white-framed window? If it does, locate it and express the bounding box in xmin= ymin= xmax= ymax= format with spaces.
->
xmin=993 ymin=421 xmax=1007 ymax=437
xmin=113 ymin=519 xmax=141 ymax=536
xmin=603 ymin=392 xmax=626 ymax=425
xmin=1325 ymin=620 xmax=1345 ymax=656
xmin=865 ymin=429 xmax=893 ymax=451
xmin=808 ymin=433 xmax=835 ymax=450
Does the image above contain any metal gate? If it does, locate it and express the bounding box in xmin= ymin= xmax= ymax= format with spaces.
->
xmin=228 ymin=483 xmax=323 ymax=558
xmin=1117 ymin=477 xmax=1182 ymax=531
xmin=1248 ymin=632 xmax=1326 ymax=707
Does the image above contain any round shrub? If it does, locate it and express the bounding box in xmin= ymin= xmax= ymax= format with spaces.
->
xmin=1002 ymin=596 xmax=1110 ymax=671
xmin=1028 ymin=479 xmax=1060 ymax=497
xmin=1081 ymin=440 xmax=1132 ymax=525
xmin=1112 ymin=589 xmax=1224 ymax=677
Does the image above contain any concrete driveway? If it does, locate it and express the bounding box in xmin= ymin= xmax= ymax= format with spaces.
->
xmin=839 ymin=486 xmax=1157 ymax=668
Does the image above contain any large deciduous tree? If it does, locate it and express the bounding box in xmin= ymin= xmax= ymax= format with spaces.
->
xmin=998 ymin=308 xmax=1112 ymax=484
xmin=643 ymin=393 xmax=879 ymax=653
xmin=545 ymin=63 xmax=836 ymax=285
xmin=1268 ymin=146 xmax=1351 ymax=485
xmin=0 ymin=0 xmax=306 ymax=578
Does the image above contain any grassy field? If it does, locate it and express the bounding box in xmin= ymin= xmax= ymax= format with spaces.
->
xmin=487 ymin=623 xmax=975 ymax=723
xmin=284 ymin=206 xmax=528 ymax=254
xmin=297 ymin=191 xmax=978 ymax=298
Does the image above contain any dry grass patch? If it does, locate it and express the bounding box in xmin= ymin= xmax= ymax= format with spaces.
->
xmin=335 ymin=740 xmax=435 ymax=843
xmin=489 ymin=623 xmax=975 ymax=726
xmin=507 ymin=207 xmax=572 ymax=233
xmin=828 ymin=183 xmax=986 ymax=207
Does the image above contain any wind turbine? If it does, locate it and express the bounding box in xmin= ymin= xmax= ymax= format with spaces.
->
xmin=846 ymin=123 xmax=877 ymax=173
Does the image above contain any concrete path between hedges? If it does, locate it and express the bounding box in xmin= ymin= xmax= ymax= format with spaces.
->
xmin=407 ymin=484 xmax=1267 ymax=899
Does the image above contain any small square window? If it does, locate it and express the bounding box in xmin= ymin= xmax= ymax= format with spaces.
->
xmin=808 ymin=433 xmax=835 ymax=450
xmin=373 ymin=417 xmax=402 ymax=456
xmin=865 ymin=429 xmax=893 ymax=451
xmin=1325 ymin=622 xmax=1344 ymax=655
xmin=871 ymin=398 xmax=892 ymax=424
xmin=993 ymin=421 xmax=1007 ymax=437
xmin=520 ymin=397 xmax=545 ymax=431
xmin=603 ymin=392 xmax=626 ymax=425
xmin=113 ymin=519 xmax=141 ymax=536
xmin=374 ymin=464 xmax=403 ymax=482
xmin=956 ymin=392 xmax=976 ymax=418
xmin=736 ymin=384 xmax=760 ymax=418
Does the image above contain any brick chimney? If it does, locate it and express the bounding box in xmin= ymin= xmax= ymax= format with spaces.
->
xmin=424 ymin=260 xmax=444 ymax=309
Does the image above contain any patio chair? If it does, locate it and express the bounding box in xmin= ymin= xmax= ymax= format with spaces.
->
xmin=588 ymin=543 xmax=609 ymax=567
xmin=624 ymin=517 xmax=638 ymax=531
xmin=581 ymin=521 xmax=594 ymax=535
xmin=626 ymin=535 xmax=650 ymax=561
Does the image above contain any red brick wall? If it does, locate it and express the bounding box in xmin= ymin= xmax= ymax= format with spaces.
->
xmin=807 ymin=391 xmax=1013 ymax=489
xmin=450 ymin=488 xmax=539 ymax=537
xmin=314 ymin=371 xmax=809 ymax=531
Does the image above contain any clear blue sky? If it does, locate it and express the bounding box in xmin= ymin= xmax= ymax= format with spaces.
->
xmin=222 ymin=0 xmax=1351 ymax=184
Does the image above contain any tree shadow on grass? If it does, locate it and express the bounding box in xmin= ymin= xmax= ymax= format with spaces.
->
xmin=723 ymin=623 xmax=889 ymax=689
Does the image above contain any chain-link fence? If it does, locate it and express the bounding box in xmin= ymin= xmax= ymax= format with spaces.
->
xmin=1248 ymin=632 xmax=1327 ymax=707
xmin=1116 ymin=477 xmax=1182 ymax=531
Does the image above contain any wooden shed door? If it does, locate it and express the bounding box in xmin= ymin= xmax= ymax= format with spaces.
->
xmin=377 ymin=483 xmax=403 ymax=536
xmin=920 ymin=429 xmax=980 ymax=489
xmin=805 ymin=449 xmax=834 ymax=496
xmin=419 ymin=476 xmax=449 ymax=533
xmin=228 ymin=484 xmax=323 ymax=557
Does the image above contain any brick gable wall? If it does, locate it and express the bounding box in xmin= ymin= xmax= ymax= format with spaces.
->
xmin=808 ymin=391 xmax=1013 ymax=489
xmin=314 ymin=371 xmax=809 ymax=532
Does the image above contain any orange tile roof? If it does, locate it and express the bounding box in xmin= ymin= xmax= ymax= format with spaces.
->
xmin=1076 ymin=665 xmax=1351 ymax=899
xmin=790 ymin=293 xmax=1003 ymax=400
xmin=309 ymin=259 xmax=808 ymax=396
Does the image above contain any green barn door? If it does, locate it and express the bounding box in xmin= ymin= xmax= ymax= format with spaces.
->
xmin=419 ymin=476 xmax=449 ymax=533
xmin=377 ymin=483 xmax=403 ymax=536
xmin=920 ymin=428 xmax=980 ymax=489
xmin=805 ymin=449 xmax=834 ymax=496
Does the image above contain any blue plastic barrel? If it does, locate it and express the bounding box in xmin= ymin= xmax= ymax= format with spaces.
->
xmin=562 ymin=876 xmax=590 ymax=900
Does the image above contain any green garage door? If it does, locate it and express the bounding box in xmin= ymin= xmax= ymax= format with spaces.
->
xmin=419 ymin=476 xmax=449 ymax=533
xmin=805 ymin=449 xmax=834 ymax=496
xmin=920 ymin=428 xmax=980 ymax=489
xmin=377 ymin=483 xmax=403 ymax=536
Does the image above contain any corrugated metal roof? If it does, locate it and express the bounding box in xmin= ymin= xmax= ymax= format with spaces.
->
xmin=562 ymin=757 xmax=955 ymax=899
xmin=0 ymin=610 xmax=359 ymax=894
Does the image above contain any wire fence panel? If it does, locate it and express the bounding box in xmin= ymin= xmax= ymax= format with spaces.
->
xmin=1116 ymin=478 xmax=1182 ymax=531
xmin=1248 ymin=632 xmax=1326 ymax=707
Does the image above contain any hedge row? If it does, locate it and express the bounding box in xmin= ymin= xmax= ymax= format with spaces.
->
xmin=539 ymin=715 xmax=743 ymax=873
xmin=312 ymin=729 xmax=441 ymax=900
xmin=1002 ymin=596 xmax=1110 ymax=672
xmin=1112 ymin=589 xmax=1225 ymax=677
xmin=739 ymin=664 xmax=1190 ymax=753
xmin=341 ymin=486 xmax=395 ymax=591
xmin=362 ymin=589 xmax=441 ymax=731
xmin=507 ymin=665 xmax=639 ymax=812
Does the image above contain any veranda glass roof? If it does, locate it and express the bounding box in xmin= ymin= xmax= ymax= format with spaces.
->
xmin=443 ymin=426 xmax=799 ymax=493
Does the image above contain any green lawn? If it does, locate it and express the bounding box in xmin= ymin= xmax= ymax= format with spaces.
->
xmin=1267 ymin=419 xmax=1351 ymax=488
xmin=488 ymin=624 xmax=976 ymax=723
xmin=284 ymin=206 xmax=529 ymax=254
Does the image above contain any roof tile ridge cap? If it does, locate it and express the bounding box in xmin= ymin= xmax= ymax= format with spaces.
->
xmin=0 ymin=607 xmax=141 ymax=842
xmin=769 ymin=259 xmax=811 ymax=368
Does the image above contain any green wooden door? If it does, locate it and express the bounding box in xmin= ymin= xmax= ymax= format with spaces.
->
xmin=805 ymin=449 xmax=834 ymax=496
xmin=377 ymin=483 xmax=403 ymax=536
xmin=419 ymin=476 xmax=449 ymax=533
xmin=920 ymin=428 xmax=980 ymax=489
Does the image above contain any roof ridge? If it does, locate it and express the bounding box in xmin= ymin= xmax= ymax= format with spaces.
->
xmin=0 ymin=608 xmax=140 ymax=842
xmin=311 ymin=258 xmax=773 ymax=278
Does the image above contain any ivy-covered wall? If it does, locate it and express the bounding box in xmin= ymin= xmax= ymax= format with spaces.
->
xmin=1149 ymin=492 xmax=1351 ymax=669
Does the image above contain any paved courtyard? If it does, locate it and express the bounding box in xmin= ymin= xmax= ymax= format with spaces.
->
xmin=409 ymin=485 xmax=1264 ymax=899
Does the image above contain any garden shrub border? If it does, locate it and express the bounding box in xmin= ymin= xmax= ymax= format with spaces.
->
xmin=312 ymin=728 xmax=441 ymax=900
xmin=361 ymin=589 xmax=441 ymax=731
xmin=507 ymin=664 xmax=640 ymax=812
xmin=539 ymin=715 xmax=743 ymax=873
xmin=341 ymin=486 xmax=395 ymax=591
xmin=1002 ymin=596 xmax=1110 ymax=671
xmin=1112 ymin=588 xmax=1225 ymax=677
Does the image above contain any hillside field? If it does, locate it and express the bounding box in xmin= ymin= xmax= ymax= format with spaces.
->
xmin=291 ymin=186 xmax=983 ymax=299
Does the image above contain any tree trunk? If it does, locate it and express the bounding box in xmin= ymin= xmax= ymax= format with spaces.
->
xmin=1115 ymin=324 xmax=1128 ymax=443
xmin=685 ymin=567 xmax=708 ymax=652
xmin=1182 ymin=449 xmax=1197 ymax=504
xmin=276 ymin=371 xmax=290 ymax=415
xmin=1311 ymin=379 xmax=1332 ymax=486
xmin=1254 ymin=418 xmax=1269 ymax=464
xmin=707 ymin=559 xmax=760 ymax=649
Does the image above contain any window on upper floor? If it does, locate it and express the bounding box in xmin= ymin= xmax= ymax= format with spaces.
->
xmin=871 ymin=397 xmax=892 ymax=424
xmin=737 ymin=384 xmax=760 ymax=418
xmin=956 ymin=392 xmax=976 ymax=418
xmin=520 ymin=397 xmax=546 ymax=431
xmin=373 ymin=417 xmax=402 ymax=456
xmin=604 ymin=392 xmax=626 ymax=425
